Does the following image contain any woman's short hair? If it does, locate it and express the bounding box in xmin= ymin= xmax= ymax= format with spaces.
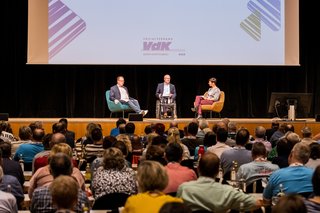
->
xmin=137 ymin=160 xmax=168 ymax=192
xmin=50 ymin=175 xmax=79 ymax=209
xmin=103 ymin=147 xmax=125 ymax=170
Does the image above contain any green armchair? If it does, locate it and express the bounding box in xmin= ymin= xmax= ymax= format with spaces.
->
xmin=105 ymin=90 xmax=133 ymax=118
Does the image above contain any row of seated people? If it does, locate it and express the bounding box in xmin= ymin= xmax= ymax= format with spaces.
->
xmin=2 ymin=145 xmax=320 ymax=213
xmin=1 ymin=118 xmax=320 ymax=211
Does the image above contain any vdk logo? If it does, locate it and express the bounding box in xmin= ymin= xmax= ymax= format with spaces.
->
xmin=143 ymin=42 xmax=172 ymax=51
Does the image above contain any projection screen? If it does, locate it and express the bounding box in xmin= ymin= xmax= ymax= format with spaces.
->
xmin=28 ymin=0 xmax=299 ymax=65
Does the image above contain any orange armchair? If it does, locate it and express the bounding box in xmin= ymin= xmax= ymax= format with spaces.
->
xmin=200 ymin=91 xmax=225 ymax=118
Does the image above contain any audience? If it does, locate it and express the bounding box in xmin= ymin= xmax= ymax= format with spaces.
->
xmin=122 ymin=160 xmax=182 ymax=213
xmin=177 ymin=152 xmax=261 ymax=212
xmin=110 ymin=118 xmax=127 ymax=137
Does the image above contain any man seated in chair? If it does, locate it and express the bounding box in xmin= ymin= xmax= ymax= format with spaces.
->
xmin=110 ymin=76 xmax=148 ymax=117
xmin=155 ymin=74 xmax=177 ymax=119
xmin=192 ymin=77 xmax=221 ymax=119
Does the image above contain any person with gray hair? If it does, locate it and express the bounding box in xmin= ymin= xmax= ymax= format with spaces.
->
xmin=247 ymin=126 xmax=272 ymax=153
xmin=263 ymin=142 xmax=313 ymax=205
xmin=0 ymin=166 xmax=18 ymax=213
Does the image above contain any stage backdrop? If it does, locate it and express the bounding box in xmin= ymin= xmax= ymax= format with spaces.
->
xmin=2 ymin=0 xmax=320 ymax=119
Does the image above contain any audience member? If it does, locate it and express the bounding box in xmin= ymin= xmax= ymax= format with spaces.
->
xmin=13 ymin=128 xmax=45 ymax=171
xmin=263 ymin=142 xmax=313 ymax=204
xmin=0 ymin=151 xmax=24 ymax=208
xmin=237 ymin=142 xmax=279 ymax=185
xmin=11 ymin=126 xmax=33 ymax=157
xmin=177 ymin=152 xmax=261 ymax=212
xmin=272 ymin=194 xmax=307 ymax=213
xmin=220 ymin=128 xmax=252 ymax=177
xmin=0 ymin=166 xmax=18 ymax=213
xmin=167 ymin=127 xmax=190 ymax=160
xmin=159 ymin=202 xmax=192 ymax=213
xmin=271 ymin=137 xmax=290 ymax=168
xmin=247 ymin=126 xmax=272 ymax=153
xmin=301 ymin=126 xmax=317 ymax=144
xmin=304 ymin=165 xmax=320 ymax=212
xmin=28 ymin=143 xmax=85 ymax=199
xmin=265 ymin=120 xmax=279 ymax=141
xmin=194 ymin=131 xmax=216 ymax=161
xmin=59 ymin=118 xmax=76 ymax=142
xmin=30 ymin=153 xmax=90 ymax=213
xmin=163 ymin=142 xmax=197 ymax=194
xmin=91 ymin=147 xmax=137 ymax=200
xmin=122 ymin=160 xmax=182 ymax=213
xmin=32 ymin=133 xmax=53 ymax=174
xmin=305 ymin=143 xmax=320 ymax=169
xmin=181 ymin=122 xmax=202 ymax=157
xmin=50 ymin=175 xmax=79 ymax=213
xmin=110 ymin=118 xmax=127 ymax=137
xmin=0 ymin=141 xmax=24 ymax=186
xmin=207 ymin=128 xmax=231 ymax=158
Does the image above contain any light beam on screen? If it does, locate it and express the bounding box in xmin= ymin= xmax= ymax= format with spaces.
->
xmin=48 ymin=0 xmax=86 ymax=59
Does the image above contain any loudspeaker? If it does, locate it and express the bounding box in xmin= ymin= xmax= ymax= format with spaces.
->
xmin=129 ymin=113 xmax=143 ymax=121
xmin=0 ymin=113 xmax=9 ymax=121
xmin=316 ymin=114 xmax=320 ymax=122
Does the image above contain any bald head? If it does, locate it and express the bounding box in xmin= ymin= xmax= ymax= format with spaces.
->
xmin=50 ymin=133 xmax=66 ymax=148
xmin=198 ymin=152 xmax=220 ymax=178
xmin=255 ymin=126 xmax=266 ymax=139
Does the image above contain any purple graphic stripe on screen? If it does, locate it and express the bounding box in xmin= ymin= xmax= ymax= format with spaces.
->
xmin=257 ymin=0 xmax=280 ymax=19
xmin=247 ymin=0 xmax=281 ymax=31
xmin=48 ymin=0 xmax=86 ymax=59
xmin=49 ymin=13 xmax=77 ymax=37
xmin=267 ymin=0 xmax=280 ymax=11
xmin=49 ymin=18 xmax=83 ymax=47
xmin=50 ymin=22 xmax=86 ymax=58
xmin=49 ymin=2 xmax=69 ymax=25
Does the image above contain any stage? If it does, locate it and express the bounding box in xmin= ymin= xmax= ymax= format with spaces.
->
xmin=7 ymin=118 xmax=320 ymax=140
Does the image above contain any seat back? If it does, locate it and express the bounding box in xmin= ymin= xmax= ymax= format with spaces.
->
xmin=92 ymin=192 xmax=130 ymax=210
xmin=105 ymin=90 xmax=132 ymax=117
xmin=201 ymin=91 xmax=225 ymax=113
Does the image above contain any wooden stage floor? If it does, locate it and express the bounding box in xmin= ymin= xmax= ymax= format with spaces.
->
xmin=8 ymin=117 xmax=320 ymax=140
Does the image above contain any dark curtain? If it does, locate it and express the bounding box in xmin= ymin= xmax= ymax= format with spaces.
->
xmin=2 ymin=0 xmax=320 ymax=119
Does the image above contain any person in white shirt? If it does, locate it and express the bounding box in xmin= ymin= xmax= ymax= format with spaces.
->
xmin=110 ymin=76 xmax=148 ymax=116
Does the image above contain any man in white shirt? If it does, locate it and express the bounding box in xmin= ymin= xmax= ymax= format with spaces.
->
xmin=110 ymin=76 xmax=148 ymax=116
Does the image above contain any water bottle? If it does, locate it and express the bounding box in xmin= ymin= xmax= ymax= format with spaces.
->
xmin=230 ymin=160 xmax=237 ymax=181
xmin=272 ymin=183 xmax=285 ymax=205
xmin=198 ymin=145 xmax=205 ymax=160
xmin=19 ymin=154 xmax=24 ymax=172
